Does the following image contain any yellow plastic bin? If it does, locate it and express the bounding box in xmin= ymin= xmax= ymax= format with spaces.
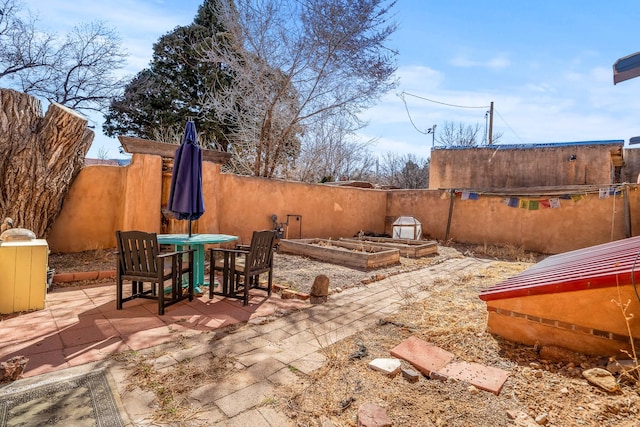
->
xmin=0 ymin=239 xmax=49 ymax=314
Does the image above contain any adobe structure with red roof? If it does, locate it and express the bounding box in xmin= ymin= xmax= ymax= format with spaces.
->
xmin=479 ymin=237 xmax=640 ymax=356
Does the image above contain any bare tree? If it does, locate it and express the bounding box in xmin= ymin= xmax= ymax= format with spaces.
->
xmin=436 ymin=121 xmax=483 ymax=147
xmin=379 ymin=153 xmax=429 ymax=189
xmin=292 ymin=112 xmax=376 ymax=183
xmin=436 ymin=120 xmax=504 ymax=147
xmin=200 ymin=0 xmax=397 ymax=178
xmin=0 ymin=0 xmax=128 ymax=113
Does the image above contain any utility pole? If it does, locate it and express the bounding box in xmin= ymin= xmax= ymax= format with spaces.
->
xmin=428 ymin=124 xmax=437 ymax=147
xmin=488 ymin=101 xmax=494 ymax=145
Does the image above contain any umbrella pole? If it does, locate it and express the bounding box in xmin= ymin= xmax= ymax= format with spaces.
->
xmin=189 ymin=220 xmax=193 ymax=237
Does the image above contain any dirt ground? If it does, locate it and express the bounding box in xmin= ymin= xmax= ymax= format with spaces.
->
xmin=47 ymin=244 xmax=640 ymax=426
xmin=46 ymin=241 xmax=537 ymax=294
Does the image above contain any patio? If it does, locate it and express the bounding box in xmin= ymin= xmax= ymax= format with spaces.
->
xmin=0 ymin=282 xmax=307 ymax=379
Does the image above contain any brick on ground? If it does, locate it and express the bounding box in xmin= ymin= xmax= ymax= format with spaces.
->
xmin=390 ymin=336 xmax=454 ymax=376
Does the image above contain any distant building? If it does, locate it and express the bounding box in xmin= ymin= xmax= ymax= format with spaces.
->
xmin=429 ymin=140 xmax=624 ymax=189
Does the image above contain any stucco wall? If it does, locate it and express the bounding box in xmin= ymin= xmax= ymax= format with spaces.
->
xmin=48 ymin=154 xmax=162 ymax=252
xmin=47 ymin=153 xmax=388 ymax=251
xmin=213 ymin=173 xmax=387 ymax=245
xmin=429 ymin=144 xmax=620 ymax=189
xmin=623 ymin=147 xmax=640 ymax=183
xmin=387 ymin=187 xmax=640 ymax=254
xmin=47 ymin=152 xmax=640 ymax=255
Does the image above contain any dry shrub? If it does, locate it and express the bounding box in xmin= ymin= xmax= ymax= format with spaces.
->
xmin=471 ymin=243 xmax=538 ymax=262
xmin=277 ymin=263 xmax=531 ymax=426
xmin=112 ymin=349 xmax=237 ymax=423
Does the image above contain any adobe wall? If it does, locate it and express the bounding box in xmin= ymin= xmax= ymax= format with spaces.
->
xmin=429 ymin=145 xmax=617 ymax=189
xmin=47 ymin=152 xmax=640 ymax=255
xmin=213 ymin=173 xmax=388 ymax=245
xmin=387 ymin=187 xmax=640 ymax=254
xmin=623 ymin=147 xmax=640 ymax=183
xmin=48 ymin=154 xmax=162 ymax=252
xmin=47 ymin=153 xmax=388 ymax=251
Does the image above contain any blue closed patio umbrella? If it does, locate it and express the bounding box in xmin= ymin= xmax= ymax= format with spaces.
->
xmin=168 ymin=120 xmax=204 ymax=236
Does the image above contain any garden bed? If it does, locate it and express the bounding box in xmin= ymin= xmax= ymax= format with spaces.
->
xmin=339 ymin=237 xmax=438 ymax=258
xmin=278 ymin=238 xmax=400 ymax=269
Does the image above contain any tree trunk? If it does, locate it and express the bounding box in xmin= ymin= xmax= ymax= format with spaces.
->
xmin=0 ymin=89 xmax=94 ymax=238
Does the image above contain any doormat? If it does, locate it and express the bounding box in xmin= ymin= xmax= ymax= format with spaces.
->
xmin=0 ymin=369 xmax=124 ymax=427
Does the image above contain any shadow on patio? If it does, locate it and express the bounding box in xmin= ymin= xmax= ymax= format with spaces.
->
xmin=0 ymin=282 xmax=307 ymax=378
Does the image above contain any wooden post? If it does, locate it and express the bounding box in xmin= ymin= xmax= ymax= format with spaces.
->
xmin=624 ymin=185 xmax=632 ymax=238
xmin=445 ymin=189 xmax=455 ymax=241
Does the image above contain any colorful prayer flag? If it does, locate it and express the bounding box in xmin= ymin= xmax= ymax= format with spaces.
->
xmin=508 ymin=197 xmax=519 ymax=208
xmin=549 ymin=198 xmax=561 ymax=208
xmin=528 ymin=200 xmax=539 ymax=210
xmin=519 ymin=199 xmax=530 ymax=209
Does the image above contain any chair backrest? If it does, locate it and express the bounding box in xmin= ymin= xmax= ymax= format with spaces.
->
xmin=115 ymin=230 xmax=161 ymax=278
xmin=246 ymin=230 xmax=276 ymax=272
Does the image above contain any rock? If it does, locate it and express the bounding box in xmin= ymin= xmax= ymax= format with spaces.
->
xmin=368 ymin=358 xmax=401 ymax=377
xmin=402 ymin=368 xmax=420 ymax=383
xmin=358 ymin=402 xmax=391 ymax=427
xmin=559 ymin=387 xmax=569 ymax=394
xmin=467 ymin=385 xmax=479 ymax=394
xmin=534 ymin=413 xmax=549 ymax=425
xmin=310 ymin=274 xmax=330 ymax=296
xmin=0 ymin=356 xmax=28 ymax=383
xmin=506 ymin=410 xmax=539 ymax=427
xmin=582 ymin=367 xmax=620 ymax=392
xmin=310 ymin=295 xmax=328 ymax=304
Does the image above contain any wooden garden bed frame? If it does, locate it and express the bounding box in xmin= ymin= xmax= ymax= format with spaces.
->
xmin=339 ymin=237 xmax=438 ymax=258
xmin=278 ymin=238 xmax=400 ymax=270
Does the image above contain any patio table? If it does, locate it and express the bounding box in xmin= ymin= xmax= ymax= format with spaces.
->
xmin=157 ymin=233 xmax=238 ymax=293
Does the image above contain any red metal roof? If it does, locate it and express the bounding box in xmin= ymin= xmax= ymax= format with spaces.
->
xmin=479 ymin=236 xmax=640 ymax=301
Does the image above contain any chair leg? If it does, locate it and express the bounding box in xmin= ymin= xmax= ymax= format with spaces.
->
xmin=243 ymin=277 xmax=249 ymax=306
xmin=158 ymin=282 xmax=165 ymax=315
xmin=116 ymin=278 xmax=123 ymax=310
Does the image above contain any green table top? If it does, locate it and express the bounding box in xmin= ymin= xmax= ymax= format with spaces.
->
xmin=157 ymin=234 xmax=238 ymax=245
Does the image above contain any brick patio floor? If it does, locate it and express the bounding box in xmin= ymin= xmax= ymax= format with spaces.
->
xmin=0 ymin=256 xmax=493 ymax=426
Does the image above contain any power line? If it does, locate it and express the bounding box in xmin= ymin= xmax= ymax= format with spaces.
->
xmin=400 ymin=91 xmax=490 ymax=109
xmin=494 ymin=109 xmax=525 ymax=143
xmin=397 ymin=92 xmax=428 ymax=135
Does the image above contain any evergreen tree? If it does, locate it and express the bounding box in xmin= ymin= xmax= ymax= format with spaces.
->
xmin=103 ymin=0 xmax=234 ymax=149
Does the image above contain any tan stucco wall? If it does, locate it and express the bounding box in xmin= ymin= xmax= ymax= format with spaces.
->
xmin=48 ymin=154 xmax=162 ymax=252
xmin=429 ymin=144 xmax=619 ymax=189
xmin=387 ymin=187 xmax=640 ymax=254
xmin=213 ymin=173 xmax=387 ymax=245
xmin=623 ymin=147 xmax=640 ymax=183
xmin=47 ymin=154 xmax=388 ymax=251
xmin=47 ymin=152 xmax=640 ymax=255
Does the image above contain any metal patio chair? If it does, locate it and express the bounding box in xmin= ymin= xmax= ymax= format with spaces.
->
xmin=115 ymin=230 xmax=195 ymax=315
xmin=209 ymin=230 xmax=276 ymax=306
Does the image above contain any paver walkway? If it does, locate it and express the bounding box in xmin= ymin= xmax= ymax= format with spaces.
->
xmin=0 ymin=256 xmax=492 ymax=426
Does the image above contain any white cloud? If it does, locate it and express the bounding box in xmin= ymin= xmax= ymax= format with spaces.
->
xmin=450 ymin=54 xmax=511 ymax=70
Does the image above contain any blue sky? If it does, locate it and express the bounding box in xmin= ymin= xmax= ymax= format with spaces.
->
xmin=21 ymin=0 xmax=640 ymax=159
